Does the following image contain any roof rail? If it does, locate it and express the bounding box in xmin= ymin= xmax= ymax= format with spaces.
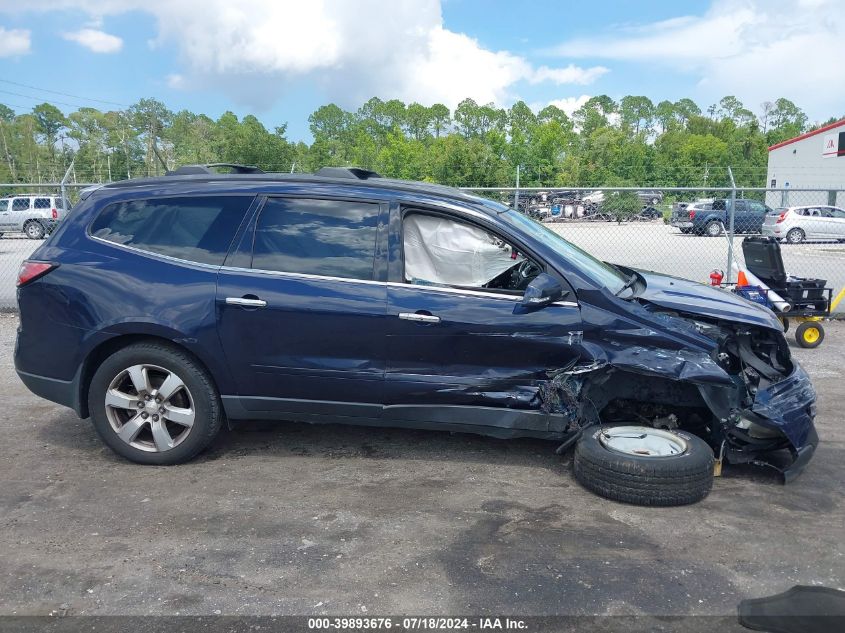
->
xmin=314 ymin=167 xmax=382 ymax=180
xmin=166 ymin=163 xmax=266 ymax=176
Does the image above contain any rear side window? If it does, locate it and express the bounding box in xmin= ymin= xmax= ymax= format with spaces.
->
xmin=34 ymin=198 xmax=51 ymax=209
xmin=90 ymin=195 xmax=252 ymax=265
xmin=252 ymin=198 xmax=380 ymax=280
xmin=12 ymin=198 xmax=30 ymax=211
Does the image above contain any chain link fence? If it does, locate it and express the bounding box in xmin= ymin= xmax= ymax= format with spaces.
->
xmin=461 ymin=186 xmax=845 ymax=315
xmin=1 ymin=181 xmax=843 ymax=315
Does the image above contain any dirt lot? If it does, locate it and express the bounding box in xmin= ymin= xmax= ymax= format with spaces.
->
xmin=0 ymin=313 xmax=843 ymax=618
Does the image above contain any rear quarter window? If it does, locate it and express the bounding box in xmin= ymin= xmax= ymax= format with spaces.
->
xmin=90 ymin=195 xmax=253 ymax=265
xmin=251 ymin=197 xmax=381 ymax=280
xmin=34 ymin=198 xmax=51 ymax=209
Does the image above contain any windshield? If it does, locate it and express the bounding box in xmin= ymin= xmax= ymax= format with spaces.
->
xmin=505 ymin=210 xmax=628 ymax=293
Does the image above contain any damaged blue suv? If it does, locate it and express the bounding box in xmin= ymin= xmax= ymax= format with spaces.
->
xmin=15 ymin=165 xmax=818 ymax=506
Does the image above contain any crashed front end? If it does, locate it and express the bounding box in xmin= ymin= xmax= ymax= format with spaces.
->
xmin=694 ymin=322 xmax=818 ymax=482
xmin=570 ymin=297 xmax=818 ymax=483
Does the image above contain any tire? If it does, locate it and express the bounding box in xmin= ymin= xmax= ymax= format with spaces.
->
xmin=780 ymin=317 xmax=790 ymax=333
xmin=24 ymin=221 xmax=45 ymax=240
xmin=786 ymin=228 xmax=805 ymax=244
xmin=705 ymin=221 xmax=723 ymax=237
xmin=679 ymin=228 xmax=691 ymax=234
xmin=88 ymin=342 xmax=224 ymax=465
xmin=795 ymin=322 xmax=824 ymax=349
xmin=573 ymin=426 xmax=714 ymax=506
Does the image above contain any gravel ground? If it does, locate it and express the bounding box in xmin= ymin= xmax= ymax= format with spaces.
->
xmin=0 ymin=314 xmax=843 ymax=618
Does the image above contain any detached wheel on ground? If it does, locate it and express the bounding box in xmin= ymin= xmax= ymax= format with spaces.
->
xmin=795 ymin=321 xmax=824 ymax=348
xmin=573 ymin=426 xmax=714 ymax=506
xmin=88 ymin=342 xmax=223 ymax=464
xmin=24 ymin=221 xmax=46 ymax=239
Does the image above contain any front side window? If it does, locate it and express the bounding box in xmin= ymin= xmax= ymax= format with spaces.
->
xmin=402 ymin=213 xmax=540 ymax=293
xmin=12 ymin=198 xmax=30 ymax=211
xmin=90 ymin=195 xmax=252 ymax=265
xmin=829 ymin=208 xmax=845 ymax=219
xmin=252 ymin=198 xmax=380 ymax=280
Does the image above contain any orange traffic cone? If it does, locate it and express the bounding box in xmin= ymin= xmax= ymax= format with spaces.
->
xmin=737 ymin=270 xmax=749 ymax=287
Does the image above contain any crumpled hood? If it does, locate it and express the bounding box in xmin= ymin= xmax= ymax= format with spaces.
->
xmin=634 ymin=269 xmax=783 ymax=331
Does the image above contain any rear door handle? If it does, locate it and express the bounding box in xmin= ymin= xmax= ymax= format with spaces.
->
xmin=226 ymin=296 xmax=267 ymax=308
xmin=398 ymin=312 xmax=441 ymax=324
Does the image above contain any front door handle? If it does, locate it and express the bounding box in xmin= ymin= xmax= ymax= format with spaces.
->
xmin=398 ymin=312 xmax=441 ymax=324
xmin=226 ymin=296 xmax=267 ymax=308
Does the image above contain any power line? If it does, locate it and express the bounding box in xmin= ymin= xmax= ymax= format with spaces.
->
xmin=0 ymin=78 xmax=130 ymax=108
xmin=0 ymin=88 xmax=114 ymax=111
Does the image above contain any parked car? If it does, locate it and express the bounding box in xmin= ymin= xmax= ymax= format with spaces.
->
xmin=762 ymin=205 xmax=845 ymax=243
xmin=637 ymin=190 xmax=664 ymax=206
xmin=0 ymin=194 xmax=67 ymax=239
xmin=580 ymin=190 xmax=605 ymax=206
xmin=15 ymin=165 xmax=818 ymax=505
xmin=672 ymin=199 xmax=773 ymax=236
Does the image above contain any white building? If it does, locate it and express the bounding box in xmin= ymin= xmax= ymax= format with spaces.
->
xmin=766 ymin=118 xmax=845 ymax=208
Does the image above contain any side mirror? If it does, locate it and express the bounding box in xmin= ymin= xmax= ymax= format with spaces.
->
xmin=516 ymin=273 xmax=566 ymax=313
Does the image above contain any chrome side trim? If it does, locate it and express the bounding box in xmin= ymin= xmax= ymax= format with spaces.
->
xmin=88 ymin=235 xmax=222 ymax=271
xmin=220 ymin=265 xmax=386 ymax=287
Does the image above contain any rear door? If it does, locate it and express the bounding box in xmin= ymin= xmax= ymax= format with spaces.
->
xmin=384 ymin=206 xmax=583 ymax=435
xmin=216 ymin=195 xmax=388 ymax=416
xmin=743 ymin=200 xmax=768 ymax=233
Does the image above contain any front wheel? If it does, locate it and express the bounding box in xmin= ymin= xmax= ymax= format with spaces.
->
xmin=573 ymin=426 xmax=714 ymax=506
xmin=88 ymin=342 xmax=224 ymax=464
xmin=795 ymin=322 xmax=824 ymax=349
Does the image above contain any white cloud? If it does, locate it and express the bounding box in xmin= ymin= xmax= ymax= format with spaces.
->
xmin=5 ymin=0 xmax=607 ymax=109
xmin=546 ymin=0 xmax=845 ymax=120
xmin=166 ymin=73 xmax=184 ymax=89
xmin=0 ymin=26 xmax=30 ymax=57
xmin=63 ymin=28 xmax=123 ymax=53
xmin=544 ymin=96 xmax=592 ymax=117
xmin=529 ymin=65 xmax=608 ymax=85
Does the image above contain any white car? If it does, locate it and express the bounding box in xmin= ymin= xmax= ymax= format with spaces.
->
xmin=761 ymin=205 xmax=845 ymax=243
xmin=581 ymin=190 xmax=605 ymax=206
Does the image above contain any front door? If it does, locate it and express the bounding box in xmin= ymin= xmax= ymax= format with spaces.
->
xmin=216 ymin=196 xmax=388 ymax=416
xmin=384 ymin=208 xmax=582 ymax=435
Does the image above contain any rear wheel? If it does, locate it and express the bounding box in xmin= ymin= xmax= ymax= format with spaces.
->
xmin=786 ymin=228 xmax=805 ymax=244
xmin=705 ymin=221 xmax=723 ymax=237
xmin=795 ymin=322 xmax=824 ymax=349
xmin=24 ymin=221 xmax=45 ymax=239
xmin=573 ymin=426 xmax=714 ymax=506
xmin=88 ymin=343 xmax=223 ymax=464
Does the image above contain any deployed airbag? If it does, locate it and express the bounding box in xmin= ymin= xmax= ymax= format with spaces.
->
xmin=404 ymin=214 xmax=523 ymax=286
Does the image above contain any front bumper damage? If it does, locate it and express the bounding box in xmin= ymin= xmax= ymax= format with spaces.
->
xmin=699 ymin=362 xmax=818 ymax=483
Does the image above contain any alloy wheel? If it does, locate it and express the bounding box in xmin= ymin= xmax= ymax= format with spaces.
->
xmin=104 ymin=363 xmax=195 ymax=452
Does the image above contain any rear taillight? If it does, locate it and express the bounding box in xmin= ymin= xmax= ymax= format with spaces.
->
xmin=17 ymin=261 xmax=57 ymax=287
xmin=776 ymin=211 xmax=788 ymax=223
xmin=51 ymin=208 xmax=58 ymax=219
xmin=689 ymin=209 xmax=696 ymax=220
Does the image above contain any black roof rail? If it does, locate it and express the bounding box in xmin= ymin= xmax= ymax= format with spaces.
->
xmin=166 ymin=163 xmax=266 ymax=176
xmin=314 ymin=167 xmax=382 ymax=180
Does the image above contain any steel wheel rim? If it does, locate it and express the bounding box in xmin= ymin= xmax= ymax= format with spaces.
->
xmin=598 ymin=426 xmax=688 ymax=458
xmin=104 ymin=363 xmax=195 ymax=453
xmin=26 ymin=223 xmax=41 ymax=238
xmin=803 ymin=327 xmax=820 ymax=343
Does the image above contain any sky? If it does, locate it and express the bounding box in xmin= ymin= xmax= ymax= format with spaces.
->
xmin=0 ymin=0 xmax=843 ymax=142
